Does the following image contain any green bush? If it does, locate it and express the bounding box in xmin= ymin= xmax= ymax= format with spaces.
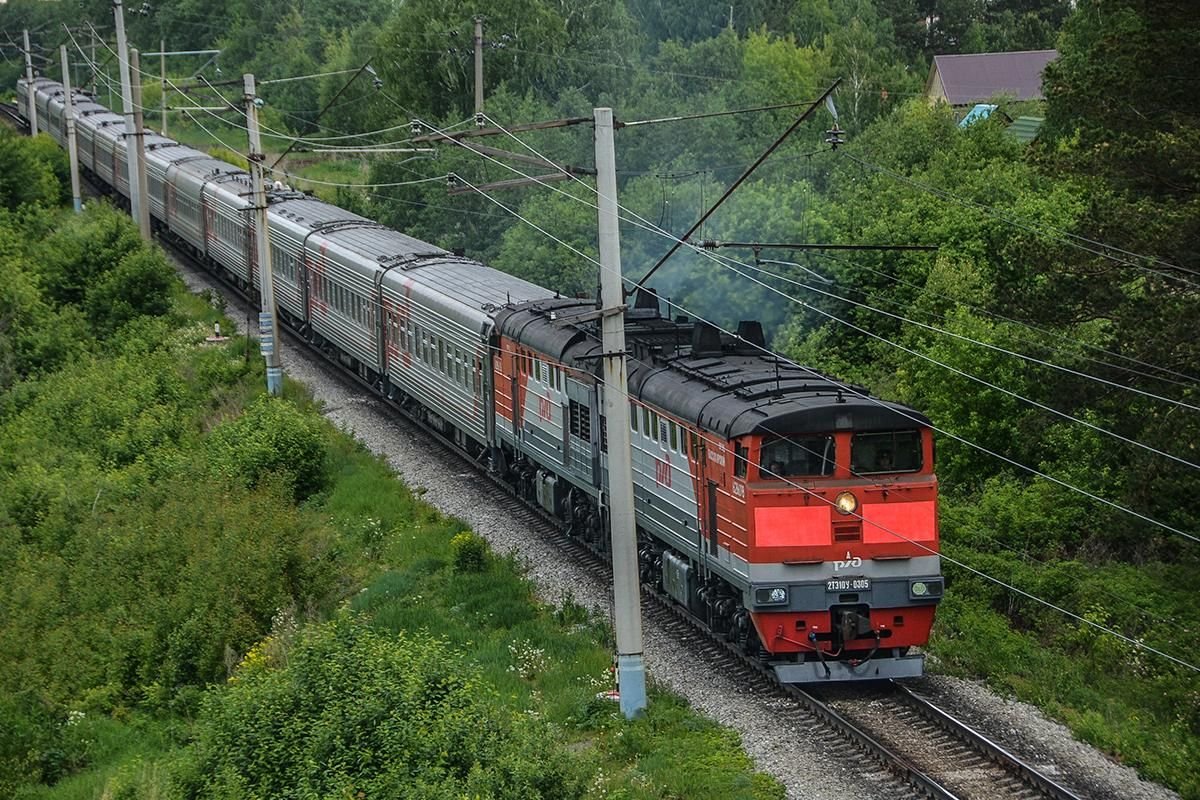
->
xmin=450 ymin=530 xmax=489 ymax=573
xmin=0 ymin=129 xmax=64 ymax=210
xmin=207 ymin=395 xmax=329 ymax=500
xmin=37 ymin=206 xmax=144 ymax=310
xmin=182 ymin=617 xmax=587 ymax=799
xmin=83 ymin=248 xmax=176 ymax=338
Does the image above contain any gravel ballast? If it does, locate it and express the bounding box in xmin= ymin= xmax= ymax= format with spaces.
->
xmin=174 ymin=257 xmax=1180 ymax=800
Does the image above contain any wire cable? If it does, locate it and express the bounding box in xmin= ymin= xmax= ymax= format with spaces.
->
xmin=812 ymin=249 xmax=1200 ymax=389
xmin=841 ymin=152 xmax=1200 ymax=288
xmin=738 ymin=258 xmax=1200 ymax=413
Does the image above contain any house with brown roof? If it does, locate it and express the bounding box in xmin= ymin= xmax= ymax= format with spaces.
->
xmin=925 ymin=50 xmax=1058 ymax=107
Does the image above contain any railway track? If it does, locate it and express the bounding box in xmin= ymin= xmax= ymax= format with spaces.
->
xmin=1 ymin=101 xmax=28 ymax=130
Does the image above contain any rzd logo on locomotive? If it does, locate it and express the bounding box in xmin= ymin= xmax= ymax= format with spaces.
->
xmin=833 ymin=551 xmax=863 ymax=571
xmin=654 ymin=454 xmax=672 ymax=488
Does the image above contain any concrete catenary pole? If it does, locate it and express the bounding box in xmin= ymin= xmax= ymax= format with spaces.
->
xmin=160 ymin=39 xmax=167 ymax=135
xmin=23 ymin=30 xmax=37 ymax=135
xmin=244 ymin=73 xmax=283 ymax=396
xmin=60 ymin=46 xmax=83 ymax=213
xmin=473 ymin=16 xmax=484 ymax=123
xmin=593 ymin=106 xmax=646 ymax=719
xmin=129 ymin=48 xmax=151 ymax=238
xmin=90 ymin=30 xmax=98 ymax=95
xmin=113 ymin=0 xmax=147 ymax=239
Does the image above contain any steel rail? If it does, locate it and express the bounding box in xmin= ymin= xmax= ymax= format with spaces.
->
xmin=890 ymin=681 xmax=1086 ymax=800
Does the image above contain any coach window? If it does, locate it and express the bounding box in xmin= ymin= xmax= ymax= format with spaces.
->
xmin=642 ymin=407 xmax=651 ymax=437
xmin=669 ymin=422 xmax=679 ymax=453
xmin=629 ymin=402 xmax=637 ymax=432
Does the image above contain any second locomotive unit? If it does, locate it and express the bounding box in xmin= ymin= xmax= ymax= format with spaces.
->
xmin=18 ymin=75 xmax=943 ymax=681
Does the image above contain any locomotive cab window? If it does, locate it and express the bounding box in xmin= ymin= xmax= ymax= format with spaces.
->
xmin=734 ymin=443 xmax=748 ymax=479
xmin=851 ymin=430 xmax=922 ymax=474
xmin=759 ymin=435 xmax=835 ymax=478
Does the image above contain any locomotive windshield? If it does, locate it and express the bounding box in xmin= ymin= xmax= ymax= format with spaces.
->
xmin=851 ymin=430 xmax=923 ymax=474
xmin=759 ymin=435 xmax=835 ymax=478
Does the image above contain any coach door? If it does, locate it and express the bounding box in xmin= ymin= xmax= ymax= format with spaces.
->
xmin=706 ymin=481 xmax=719 ymax=555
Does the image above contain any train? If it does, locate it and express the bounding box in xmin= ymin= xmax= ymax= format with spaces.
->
xmin=17 ymin=75 xmax=943 ymax=682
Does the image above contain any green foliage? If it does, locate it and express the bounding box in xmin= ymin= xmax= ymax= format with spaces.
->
xmin=929 ymin=572 xmax=1200 ymax=799
xmin=450 ymin=530 xmax=489 ymax=573
xmin=207 ymin=395 xmax=329 ymax=500
xmin=83 ymin=248 xmax=176 ymax=337
xmin=0 ymin=284 xmax=343 ymax=794
xmin=34 ymin=204 xmax=177 ymax=343
xmin=182 ymin=617 xmax=588 ymax=799
xmin=0 ymin=129 xmax=65 ymax=210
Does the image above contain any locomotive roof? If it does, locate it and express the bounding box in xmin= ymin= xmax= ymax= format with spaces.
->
xmin=495 ymin=298 xmax=930 ymax=439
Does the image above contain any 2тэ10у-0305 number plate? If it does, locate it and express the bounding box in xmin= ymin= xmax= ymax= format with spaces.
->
xmin=826 ymin=577 xmax=870 ymax=592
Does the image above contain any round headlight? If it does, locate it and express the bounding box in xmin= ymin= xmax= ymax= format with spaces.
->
xmin=834 ymin=491 xmax=858 ymax=515
xmin=911 ymin=581 xmax=928 ymax=596
xmin=769 ymin=587 xmax=787 ymax=604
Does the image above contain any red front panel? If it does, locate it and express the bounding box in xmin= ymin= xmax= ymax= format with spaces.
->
xmin=752 ymin=605 xmax=936 ymax=655
xmin=754 ymin=505 xmax=832 ymax=548
xmin=747 ymin=485 xmax=938 ymax=564
xmin=861 ymin=499 xmax=937 ymax=546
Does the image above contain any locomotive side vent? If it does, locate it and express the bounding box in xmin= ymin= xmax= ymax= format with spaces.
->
xmin=833 ymin=520 xmax=862 ymax=542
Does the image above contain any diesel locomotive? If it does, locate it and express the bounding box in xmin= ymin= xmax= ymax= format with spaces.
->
xmin=18 ymin=76 xmax=943 ymax=681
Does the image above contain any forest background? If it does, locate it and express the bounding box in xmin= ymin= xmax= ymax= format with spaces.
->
xmin=1 ymin=0 xmax=1198 ymax=796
